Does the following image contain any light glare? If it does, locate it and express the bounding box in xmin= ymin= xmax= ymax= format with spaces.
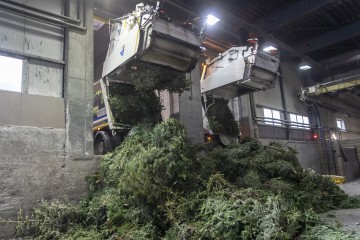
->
xmin=263 ymin=46 xmax=278 ymax=52
xmin=331 ymin=133 xmax=337 ymax=140
xmin=299 ymin=65 xmax=312 ymax=70
xmin=206 ymin=14 xmax=220 ymax=25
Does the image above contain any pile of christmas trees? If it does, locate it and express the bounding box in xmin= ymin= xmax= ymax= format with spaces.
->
xmin=15 ymin=119 xmax=360 ymax=239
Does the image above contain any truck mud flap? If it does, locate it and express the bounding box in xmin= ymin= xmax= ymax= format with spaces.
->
xmin=140 ymin=18 xmax=202 ymax=72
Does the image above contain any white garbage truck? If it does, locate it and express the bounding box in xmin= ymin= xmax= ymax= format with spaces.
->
xmin=200 ymin=39 xmax=280 ymax=144
xmin=93 ymin=2 xmax=203 ymax=154
xmin=93 ymin=2 xmax=280 ymax=153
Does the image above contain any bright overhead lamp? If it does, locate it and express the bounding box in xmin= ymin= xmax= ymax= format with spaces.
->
xmin=299 ymin=64 xmax=312 ymax=70
xmin=263 ymin=46 xmax=278 ymax=53
xmin=299 ymin=60 xmax=312 ymax=70
xmin=262 ymin=41 xmax=278 ymax=54
xmin=206 ymin=14 xmax=220 ymax=25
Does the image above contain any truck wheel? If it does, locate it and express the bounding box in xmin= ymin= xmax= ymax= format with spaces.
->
xmin=94 ymin=131 xmax=112 ymax=155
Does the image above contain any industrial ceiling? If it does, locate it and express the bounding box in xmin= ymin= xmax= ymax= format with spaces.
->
xmin=94 ymin=0 xmax=360 ymax=94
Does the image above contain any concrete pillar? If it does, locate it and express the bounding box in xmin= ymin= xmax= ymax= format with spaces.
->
xmin=64 ymin=0 xmax=94 ymax=159
xmin=239 ymin=95 xmax=255 ymax=139
xmin=161 ymin=64 xmax=204 ymax=143
xmin=179 ymin=64 xmax=204 ymax=143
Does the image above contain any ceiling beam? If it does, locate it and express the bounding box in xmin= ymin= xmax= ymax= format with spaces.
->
xmin=165 ymin=1 xmax=286 ymax=51
xmin=295 ymin=19 xmax=360 ymax=54
xmin=193 ymin=1 xmax=321 ymax=66
xmin=322 ymin=11 xmax=360 ymax=49
xmin=255 ymin=0 xmax=337 ymax=32
xmin=166 ymin=0 xmax=323 ymax=66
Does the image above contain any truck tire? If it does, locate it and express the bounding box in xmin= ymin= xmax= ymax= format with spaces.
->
xmin=94 ymin=131 xmax=112 ymax=155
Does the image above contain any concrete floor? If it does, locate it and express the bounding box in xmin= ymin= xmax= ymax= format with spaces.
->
xmin=340 ymin=179 xmax=360 ymax=197
xmin=321 ymin=179 xmax=360 ymax=236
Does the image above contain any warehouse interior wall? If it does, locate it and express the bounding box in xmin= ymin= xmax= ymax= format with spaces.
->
xmin=0 ymin=1 xmax=97 ymax=238
xmin=0 ymin=1 xmax=359 ymax=238
xmin=248 ymin=62 xmax=322 ymax=173
xmin=312 ymin=69 xmax=360 ymax=175
xmin=241 ymin=61 xmax=360 ymax=175
xmin=333 ymin=139 xmax=360 ymax=181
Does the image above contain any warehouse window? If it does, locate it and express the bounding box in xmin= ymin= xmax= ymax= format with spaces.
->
xmin=290 ymin=113 xmax=310 ymax=129
xmin=336 ymin=118 xmax=346 ymax=131
xmin=0 ymin=55 xmax=23 ymax=92
xmin=263 ymin=108 xmax=281 ymax=126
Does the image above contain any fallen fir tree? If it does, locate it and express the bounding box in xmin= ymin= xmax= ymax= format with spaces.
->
xmin=12 ymin=119 xmax=360 ymax=239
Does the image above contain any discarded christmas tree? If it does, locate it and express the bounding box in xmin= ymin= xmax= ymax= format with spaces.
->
xmin=13 ymin=119 xmax=360 ymax=240
xmin=6 ymin=62 xmax=360 ymax=240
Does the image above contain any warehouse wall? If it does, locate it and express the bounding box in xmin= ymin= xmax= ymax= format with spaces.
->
xmin=246 ymin=62 xmax=321 ymax=172
xmin=0 ymin=1 xmax=97 ymax=238
xmin=253 ymin=62 xmax=307 ymax=114
xmin=0 ymin=90 xmax=65 ymax=128
xmin=333 ymin=139 xmax=360 ymax=181
xmin=306 ymin=66 xmax=360 ymax=141
xmin=260 ymin=139 xmax=322 ymax=172
xmin=318 ymin=106 xmax=360 ymax=140
xmin=244 ymin=61 xmax=360 ymax=175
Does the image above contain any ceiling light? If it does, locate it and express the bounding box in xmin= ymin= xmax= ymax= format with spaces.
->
xmin=206 ymin=14 xmax=220 ymax=25
xmin=299 ymin=65 xmax=312 ymax=70
xmin=299 ymin=60 xmax=312 ymax=70
xmin=263 ymin=46 xmax=278 ymax=53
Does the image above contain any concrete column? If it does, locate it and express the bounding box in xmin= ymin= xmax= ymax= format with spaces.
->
xmin=161 ymin=64 xmax=204 ymax=143
xmin=64 ymin=0 xmax=94 ymax=159
xmin=179 ymin=64 xmax=204 ymax=143
xmin=239 ymin=95 xmax=255 ymax=139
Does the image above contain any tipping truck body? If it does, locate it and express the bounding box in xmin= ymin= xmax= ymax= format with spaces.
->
xmin=200 ymin=41 xmax=279 ymax=99
xmin=93 ymin=2 xmax=203 ymax=154
xmin=102 ymin=2 xmax=202 ymax=82
xmin=200 ymin=40 xmax=280 ymax=144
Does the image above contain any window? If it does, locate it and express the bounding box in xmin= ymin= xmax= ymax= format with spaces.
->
xmin=336 ymin=118 xmax=346 ymax=131
xmin=290 ymin=113 xmax=310 ymax=129
xmin=0 ymin=55 xmax=23 ymax=92
xmin=263 ymin=108 xmax=281 ymax=126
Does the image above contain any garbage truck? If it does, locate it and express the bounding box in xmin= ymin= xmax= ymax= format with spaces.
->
xmin=93 ymin=2 xmax=203 ymax=154
xmin=200 ymin=39 xmax=280 ymax=144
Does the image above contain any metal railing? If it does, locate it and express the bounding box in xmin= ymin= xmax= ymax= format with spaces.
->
xmin=255 ymin=116 xmax=316 ymax=129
